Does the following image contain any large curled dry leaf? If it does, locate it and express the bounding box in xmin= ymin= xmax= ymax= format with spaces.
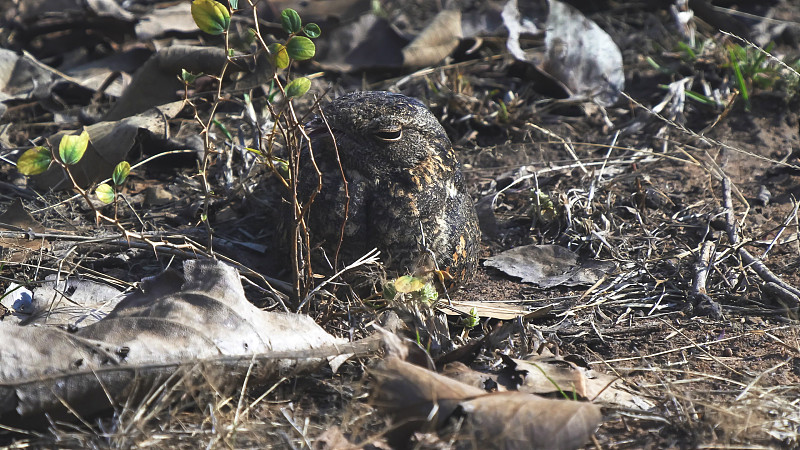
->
xmin=501 ymin=355 xmax=654 ymax=410
xmin=401 ymin=10 xmax=463 ymax=68
xmin=503 ymin=0 xmax=624 ymax=106
xmin=32 ymin=101 xmax=184 ymax=189
xmin=105 ymin=45 xmax=275 ymax=120
xmin=371 ymin=357 xmax=602 ymax=449
xmin=0 ymin=260 xmax=364 ymax=425
xmin=318 ymin=9 xmax=463 ymax=71
xmin=483 ymin=244 xmax=615 ymax=288
xmin=457 ymin=392 xmax=603 ymax=450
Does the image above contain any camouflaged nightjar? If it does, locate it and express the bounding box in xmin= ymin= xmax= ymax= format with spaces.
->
xmin=300 ymin=91 xmax=480 ymax=288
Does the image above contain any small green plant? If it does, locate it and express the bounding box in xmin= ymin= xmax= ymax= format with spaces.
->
xmin=383 ymin=275 xmax=439 ymax=304
xmin=17 ymin=130 xmax=133 ymax=226
xmin=531 ymin=189 xmax=557 ymax=224
xmin=726 ymin=42 xmax=783 ymax=110
xmin=186 ymin=2 xmax=323 ymax=302
xmin=461 ymin=306 xmax=479 ymax=329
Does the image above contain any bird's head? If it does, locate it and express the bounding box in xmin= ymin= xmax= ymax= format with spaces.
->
xmin=306 ymin=91 xmax=451 ymax=177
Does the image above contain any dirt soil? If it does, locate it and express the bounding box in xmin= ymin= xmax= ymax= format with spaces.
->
xmin=1 ymin=0 xmax=800 ymax=448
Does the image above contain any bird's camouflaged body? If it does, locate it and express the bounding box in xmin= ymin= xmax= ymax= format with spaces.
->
xmin=301 ymin=91 xmax=479 ymax=287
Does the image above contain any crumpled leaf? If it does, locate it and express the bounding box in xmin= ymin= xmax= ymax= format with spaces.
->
xmin=21 ymin=275 xmax=126 ymax=327
xmin=320 ymin=14 xmax=407 ymax=71
xmin=33 ymin=101 xmax=184 ymax=189
xmin=371 ymin=357 xmax=602 ymax=449
xmin=503 ymin=0 xmax=624 ymax=106
xmin=457 ymin=392 xmax=602 ymax=450
xmin=483 ymin=244 xmax=614 ymax=288
xmin=500 ymin=354 xmax=654 ymax=410
xmin=0 ymin=49 xmax=54 ymax=107
xmin=319 ymin=10 xmax=464 ymax=71
xmin=402 ymin=9 xmax=462 ymax=68
xmin=105 ymin=46 xmax=226 ymax=121
xmin=0 ymin=260 xmax=357 ymax=424
xmin=105 ymin=45 xmax=275 ymax=120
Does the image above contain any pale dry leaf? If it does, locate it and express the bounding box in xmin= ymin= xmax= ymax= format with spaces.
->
xmin=372 ymin=357 xmax=602 ymax=449
xmin=503 ymin=355 xmax=654 ymax=410
xmin=402 ymin=10 xmax=463 ymax=68
xmin=0 ymin=260 xmax=351 ymax=424
xmin=456 ymin=391 xmax=602 ymax=450
xmin=484 ymin=244 xmax=615 ymax=287
xmin=33 ymin=100 xmax=185 ymax=189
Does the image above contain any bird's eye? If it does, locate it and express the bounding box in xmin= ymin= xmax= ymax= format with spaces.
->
xmin=374 ymin=128 xmax=402 ymax=141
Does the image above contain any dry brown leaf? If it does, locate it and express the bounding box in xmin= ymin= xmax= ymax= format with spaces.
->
xmin=33 ymin=100 xmax=184 ymax=189
xmin=0 ymin=260 xmax=359 ymax=425
xmin=502 ymin=355 xmax=654 ymax=410
xmin=402 ymin=10 xmax=462 ymax=68
xmin=502 ymin=0 xmax=624 ymax=105
xmin=135 ymin=3 xmax=197 ymax=40
xmin=456 ymin=391 xmax=602 ymax=450
xmin=484 ymin=244 xmax=615 ymax=288
xmin=441 ymin=361 xmax=501 ymax=392
xmin=372 ymin=357 xmax=602 ymax=449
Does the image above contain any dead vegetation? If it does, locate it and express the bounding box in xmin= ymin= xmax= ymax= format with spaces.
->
xmin=1 ymin=0 xmax=800 ymax=448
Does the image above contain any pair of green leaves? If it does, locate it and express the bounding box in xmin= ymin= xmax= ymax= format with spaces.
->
xmin=276 ymin=8 xmax=319 ymax=64
xmin=95 ymin=161 xmax=131 ymax=204
xmin=17 ymin=130 xmax=90 ymax=175
xmin=280 ymin=8 xmax=320 ymax=38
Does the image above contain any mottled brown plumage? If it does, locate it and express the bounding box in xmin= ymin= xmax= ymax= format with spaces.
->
xmin=300 ymin=91 xmax=479 ymax=287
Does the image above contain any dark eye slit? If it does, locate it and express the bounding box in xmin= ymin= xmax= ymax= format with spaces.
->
xmin=374 ymin=129 xmax=402 ymax=140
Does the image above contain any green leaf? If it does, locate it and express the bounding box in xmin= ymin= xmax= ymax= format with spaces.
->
xmin=303 ymin=23 xmax=321 ymax=39
xmin=228 ymin=0 xmax=238 ymax=9
xmin=280 ymin=8 xmax=302 ymax=34
xmin=191 ymin=0 xmax=230 ymax=35
xmin=59 ymin=130 xmax=90 ymax=166
xmin=17 ymin=146 xmax=52 ymax=176
xmin=729 ymin=47 xmax=750 ymax=110
xmin=95 ymin=183 xmax=115 ymax=204
xmin=212 ymin=119 xmax=233 ymax=140
xmin=382 ymin=282 xmax=397 ymax=300
xmin=244 ymin=28 xmax=257 ymax=45
xmin=462 ymin=307 xmax=479 ymax=329
xmin=181 ymin=69 xmax=200 ymax=84
xmin=268 ymin=43 xmax=289 ymax=69
xmin=112 ymin=161 xmax=131 ymax=186
xmin=684 ymin=90 xmax=716 ymax=106
xmin=286 ymin=36 xmax=315 ymax=61
xmin=285 ymin=77 xmax=311 ymax=98
xmin=417 ymin=283 xmax=438 ymax=304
